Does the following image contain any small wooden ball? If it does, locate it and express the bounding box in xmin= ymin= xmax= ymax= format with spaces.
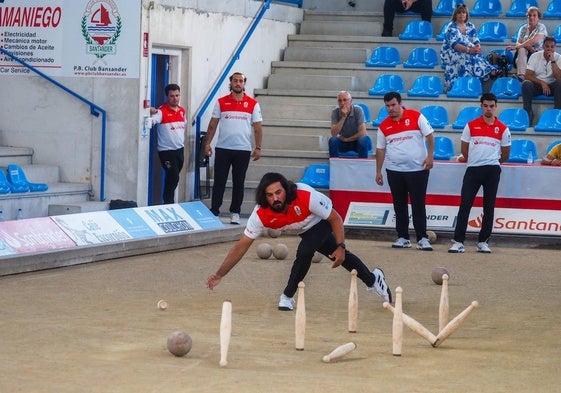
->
xmin=273 ymin=243 xmax=289 ymax=260
xmin=431 ymin=267 xmax=449 ymax=285
xmin=256 ymin=243 xmax=273 ymax=259
xmin=167 ymin=330 xmax=192 ymax=357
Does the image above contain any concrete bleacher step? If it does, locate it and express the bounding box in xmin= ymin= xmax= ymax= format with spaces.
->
xmin=48 ymin=201 xmax=109 ymax=216
xmin=0 ymin=146 xmax=33 ymax=167
xmin=267 ymin=73 xmax=358 ymax=91
xmin=300 ymin=19 xmax=381 ymax=36
xmin=284 ymin=47 xmax=368 ymax=63
xmin=260 ymin=102 xmax=334 ymax=121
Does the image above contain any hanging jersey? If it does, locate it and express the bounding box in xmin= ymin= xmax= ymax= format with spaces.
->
xmin=377 ymin=108 xmax=433 ymax=171
xmin=244 ymin=183 xmax=332 ymax=239
xmin=151 ymin=103 xmax=186 ymax=151
xmin=462 ymin=116 xmax=511 ymax=167
xmin=211 ymin=93 xmax=263 ymax=151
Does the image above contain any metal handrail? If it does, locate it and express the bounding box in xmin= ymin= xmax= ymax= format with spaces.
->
xmin=192 ymin=0 xmax=272 ymax=199
xmin=0 ymin=47 xmax=107 ymax=201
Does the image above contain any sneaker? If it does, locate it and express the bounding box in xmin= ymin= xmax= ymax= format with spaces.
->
xmin=278 ymin=294 xmax=294 ymax=311
xmin=382 ymin=30 xmax=392 ymax=37
xmin=417 ymin=237 xmax=433 ymax=251
xmin=448 ymin=240 xmax=465 ymax=253
xmin=230 ymin=213 xmax=240 ymax=225
xmin=477 ymin=242 xmax=492 ymax=253
xmin=392 ymin=237 xmax=411 ymax=248
xmin=368 ymin=268 xmax=392 ymax=303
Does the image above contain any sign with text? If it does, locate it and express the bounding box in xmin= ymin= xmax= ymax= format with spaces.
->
xmin=344 ymin=202 xmax=561 ymax=236
xmin=0 ymin=0 xmax=140 ymax=78
xmin=0 ymin=217 xmax=75 ymax=255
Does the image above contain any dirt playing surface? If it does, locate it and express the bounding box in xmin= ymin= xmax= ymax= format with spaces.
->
xmin=1 ymin=235 xmax=559 ymax=392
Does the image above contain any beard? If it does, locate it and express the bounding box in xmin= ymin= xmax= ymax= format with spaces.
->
xmin=271 ymin=201 xmax=285 ymax=212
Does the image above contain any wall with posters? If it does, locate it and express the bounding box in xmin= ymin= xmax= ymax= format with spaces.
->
xmin=0 ymin=0 xmax=301 ymax=206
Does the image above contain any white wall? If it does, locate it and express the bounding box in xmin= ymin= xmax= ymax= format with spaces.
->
xmin=0 ymin=0 xmax=302 ymax=206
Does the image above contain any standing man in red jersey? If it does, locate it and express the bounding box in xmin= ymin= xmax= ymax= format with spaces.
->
xmin=448 ymin=93 xmax=511 ymax=254
xmin=376 ymin=91 xmax=435 ymax=251
xmin=204 ymin=72 xmax=263 ymax=225
xmin=149 ymin=83 xmax=186 ymax=204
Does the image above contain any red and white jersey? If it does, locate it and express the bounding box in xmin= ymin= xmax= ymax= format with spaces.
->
xmin=151 ymin=103 xmax=186 ymax=151
xmin=377 ymin=108 xmax=434 ymax=171
xmin=462 ymin=116 xmax=511 ymax=167
xmin=244 ymin=183 xmax=332 ymax=239
xmin=212 ymin=93 xmax=263 ymax=151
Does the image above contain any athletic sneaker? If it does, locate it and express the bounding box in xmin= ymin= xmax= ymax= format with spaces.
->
xmin=477 ymin=242 xmax=492 ymax=253
xmin=448 ymin=240 xmax=465 ymax=253
xmin=367 ymin=268 xmax=392 ymax=303
xmin=392 ymin=237 xmax=412 ymax=249
xmin=230 ymin=213 xmax=240 ymax=225
xmin=278 ymin=294 xmax=294 ymax=311
xmin=417 ymin=237 xmax=433 ymax=251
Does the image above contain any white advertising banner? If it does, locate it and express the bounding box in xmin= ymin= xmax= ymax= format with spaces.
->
xmin=0 ymin=0 xmax=140 ymax=78
xmin=345 ymin=202 xmax=561 ymax=236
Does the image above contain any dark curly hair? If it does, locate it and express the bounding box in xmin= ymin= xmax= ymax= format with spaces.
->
xmin=255 ymin=173 xmax=298 ymax=208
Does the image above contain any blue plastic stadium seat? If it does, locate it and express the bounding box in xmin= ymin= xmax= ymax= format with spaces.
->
xmin=372 ymin=107 xmax=389 ymax=127
xmin=535 ymin=109 xmax=561 ymax=132
xmin=545 ymin=140 xmax=561 ymax=155
xmin=491 ymin=77 xmax=521 ymax=100
xmin=338 ymin=135 xmax=374 ymax=158
xmin=544 ymin=0 xmax=561 ymax=18
xmin=300 ymin=164 xmax=330 ymax=189
xmin=511 ymin=22 xmax=526 ymax=42
xmin=407 ymin=75 xmax=444 ymax=97
xmin=398 ymin=21 xmax=433 ymax=40
xmin=478 ymin=22 xmax=509 ymax=42
xmin=403 ymin=47 xmax=439 ymax=69
xmin=436 ymin=21 xmax=452 ymax=41
xmin=452 ymin=107 xmax=483 ymax=129
xmin=420 ymin=105 xmax=449 ymax=129
xmin=506 ymin=0 xmax=538 ymax=17
xmin=0 ymin=170 xmax=12 ymax=194
xmin=365 ymin=46 xmax=401 ymax=67
xmin=470 ymin=0 xmax=502 ymax=16
xmin=507 ymin=139 xmax=538 ymax=163
xmin=498 ymin=108 xmax=530 ymax=131
xmin=433 ymin=0 xmax=464 ymax=16
xmin=447 ymin=76 xmax=482 ymax=98
xmin=368 ymin=74 xmax=405 ymax=96
xmin=553 ymin=24 xmax=561 ymax=42
xmin=7 ymin=164 xmax=48 ymax=192
xmin=433 ymin=136 xmax=456 ymax=160
xmin=354 ymin=103 xmax=371 ymax=123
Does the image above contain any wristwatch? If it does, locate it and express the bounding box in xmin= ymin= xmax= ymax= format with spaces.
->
xmin=337 ymin=242 xmax=346 ymax=249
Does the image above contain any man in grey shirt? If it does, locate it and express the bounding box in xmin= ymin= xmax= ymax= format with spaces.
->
xmin=329 ymin=91 xmax=371 ymax=158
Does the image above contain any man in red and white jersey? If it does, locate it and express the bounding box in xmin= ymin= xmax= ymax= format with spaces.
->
xmin=449 ymin=93 xmax=511 ymax=254
xmin=376 ymin=91 xmax=435 ymax=251
xmin=149 ymin=84 xmax=186 ymax=204
xmin=204 ymin=72 xmax=263 ymax=225
xmin=206 ymin=172 xmax=392 ymax=311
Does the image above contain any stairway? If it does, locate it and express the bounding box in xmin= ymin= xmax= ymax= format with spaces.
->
xmin=0 ymin=147 xmax=93 ymax=220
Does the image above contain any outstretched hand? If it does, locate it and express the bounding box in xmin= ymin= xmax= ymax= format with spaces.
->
xmin=206 ymin=273 xmax=222 ymax=290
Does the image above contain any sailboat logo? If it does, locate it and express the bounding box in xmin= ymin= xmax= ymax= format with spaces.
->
xmin=81 ymin=0 xmax=122 ymax=59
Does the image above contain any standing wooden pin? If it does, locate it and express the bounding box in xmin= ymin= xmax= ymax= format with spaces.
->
xmin=295 ymin=282 xmax=306 ymax=351
xmin=219 ymin=300 xmax=232 ymax=367
xmin=348 ymin=269 xmax=358 ymax=333
xmin=392 ymin=287 xmax=403 ymax=356
xmin=439 ymin=273 xmax=449 ymax=333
